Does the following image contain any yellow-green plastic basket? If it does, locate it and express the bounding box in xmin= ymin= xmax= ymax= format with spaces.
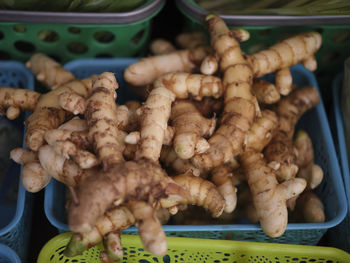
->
xmin=37 ymin=232 xmax=350 ymax=263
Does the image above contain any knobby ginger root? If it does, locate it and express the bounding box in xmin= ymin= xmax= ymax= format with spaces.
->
xmin=128 ymin=200 xmax=167 ymax=257
xmin=136 ymin=72 xmax=223 ymax=162
xmin=64 ymin=205 xmax=134 ymax=257
xmin=150 ymin=38 xmax=176 ymax=55
xmin=68 ymin=160 xmax=190 ymax=233
xmin=9 ymin=147 xmax=51 ymax=193
xmin=100 ymin=231 xmax=124 ymax=263
xmin=171 ymin=100 xmax=216 ymax=159
xmin=192 ymin=15 xmax=257 ymax=170
xmin=26 ymin=53 xmax=75 ymax=89
xmin=172 ymin=172 xmax=225 ymax=217
xmin=38 ymin=145 xmax=94 ymax=187
xmin=211 ymin=164 xmax=237 ymax=213
xmin=0 ymin=87 xmax=41 ymax=120
xmin=160 ymin=145 xmax=201 ymax=176
xmin=85 ymin=72 xmax=125 ymax=170
xmin=25 ymin=76 xmax=95 ymax=151
xmin=264 ymin=86 xmax=320 ymax=181
xmin=124 ymin=46 xmax=212 ymax=87
xmin=252 ymin=79 xmax=281 ymax=105
xmin=295 ymin=191 xmax=325 ymax=223
xmin=247 ymin=32 xmax=322 ymax=78
xmin=241 ymin=150 xmax=306 ymax=237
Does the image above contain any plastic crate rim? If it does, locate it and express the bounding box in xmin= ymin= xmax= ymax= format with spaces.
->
xmin=0 ymin=243 xmax=21 ymax=263
xmin=332 ymin=72 xmax=350 ymax=212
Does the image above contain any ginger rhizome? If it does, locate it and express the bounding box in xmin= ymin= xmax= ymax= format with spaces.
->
xmin=192 ymin=14 xmax=257 ymax=170
xmin=241 ymin=150 xmax=306 ymax=237
xmin=26 ymin=53 xmax=75 ymax=89
xmin=0 ymin=87 xmax=40 ymax=119
xmin=264 ymin=86 xmax=320 ymax=181
xmin=171 ymin=99 xmax=216 ymax=159
xmin=85 ymin=72 xmax=125 ymax=171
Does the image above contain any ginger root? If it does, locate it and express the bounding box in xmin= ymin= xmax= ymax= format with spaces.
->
xmin=171 ymin=99 xmax=216 ymax=159
xmin=241 ymin=150 xmax=306 ymax=237
xmin=0 ymin=87 xmax=41 ymax=119
xmin=26 ymin=53 xmax=75 ymax=89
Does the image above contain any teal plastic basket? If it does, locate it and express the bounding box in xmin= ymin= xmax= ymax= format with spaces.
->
xmin=0 ymin=61 xmax=34 ymax=263
xmin=327 ymin=72 xmax=350 ymax=253
xmin=44 ymin=58 xmax=347 ymax=246
xmin=0 ymin=244 xmax=21 ymax=263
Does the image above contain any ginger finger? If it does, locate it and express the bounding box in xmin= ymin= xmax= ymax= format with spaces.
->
xmin=58 ymin=91 xmax=86 ymax=115
xmin=38 ymin=145 xmax=93 ymax=187
xmin=58 ymin=117 xmax=88 ymax=131
xmin=64 ymin=205 xmax=134 ymax=257
xmin=211 ymin=164 xmax=237 ymax=213
xmin=160 ymin=145 xmax=201 ymax=177
xmin=26 ymin=53 xmax=75 ymax=89
xmin=150 ymin=38 xmax=176 ymax=55
xmin=0 ymin=87 xmax=41 ymax=119
xmin=128 ymin=200 xmax=167 ymax=257
xmin=85 ymin=72 xmax=125 ymax=170
xmin=275 ymin=67 xmax=293 ymax=96
xmin=172 ymin=172 xmax=225 ymax=218
xmin=68 ymin=160 xmax=189 ymax=233
xmin=302 ymin=55 xmax=317 ymax=72
xmin=247 ymin=32 xmax=322 ymax=77
xmin=101 ymin=231 xmax=124 ymax=263
xmin=264 ymin=86 xmax=320 ymax=181
xmin=124 ymin=46 xmax=212 ymax=87
xmin=297 ymin=191 xmax=325 ymax=223
xmin=241 ymin=150 xmax=306 ymax=237
xmin=192 ymin=15 xmax=257 ymax=170
xmin=21 ymin=161 xmax=51 ymax=193
xmin=171 ymin=100 xmax=216 ymax=159
xmin=175 ymin=31 xmax=207 ymax=49
xmin=200 ymin=54 xmax=219 ymax=75
xmin=25 ymin=76 xmax=94 ymax=151
xmin=252 ymin=79 xmax=281 ymax=105
xmin=10 ymin=148 xmax=37 ymax=164
xmin=136 ymin=73 xmax=223 ymax=162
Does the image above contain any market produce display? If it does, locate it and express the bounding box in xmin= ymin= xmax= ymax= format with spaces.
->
xmin=0 ymin=13 xmax=327 ymax=261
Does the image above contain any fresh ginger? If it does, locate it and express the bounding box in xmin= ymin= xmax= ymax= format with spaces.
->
xmin=26 ymin=53 xmax=75 ymax=89
xmin=192 ymin=15 xmax=257 ymax=170
xmin=295 ymin=191 xmax=325 ymax=223
xmin=175 ymin=31 xmax=207 ymax=49
xmin=246 ymin=32 xmax=322 ymax=78
xmin=25 ymin=76 xmax=95 ymax=151
xmin=85 ymin=72 xmax=125 ymax=171
xmin=211 ymin=164 xmax=238 ymax=213
xmin=100 ymin=231 xmax=124 ymax=263
xmin=241 ymin=150 xmax=306 ymax=237
xmin=275 ymin=67 xmax=293 ymax=96
xmin=128 ymin=200 xmax=167 ymax=257
xmin=0 ymin=87 xmax=41 ymax=120
xmin=68 ymin=159 xmax=190 ymax=233
xmin=172 ymin=172 xmax=225 ymax=218
xmin=264 ymin=86 xmax=320 ymax=181
xmin=149 ymin=38 xmax=176 ymax=55
xmin=135 ymin=72 xmax=223 ymax=162
xmin=10 ymin=148 xmax=37 ymax=165
xmin=124 ymin=46 xmax=212 ymax=87
xmin=171 ymin=99 xmax=216 ymax=159
xmin=64 ymin=205 xmax=135 ymax=257
xmin=160 ymin=145 xmax=201 ymax=177
xmin=252 ymin=79 xmax=281 ymax=105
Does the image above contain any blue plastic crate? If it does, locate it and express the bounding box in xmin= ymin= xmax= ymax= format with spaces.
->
xmin=0 ymin=61 xmax=34 ymax=263
xmin=44 ymin=59 xmax=347 ymax=245
xmin=0 ymin=244 xmax=21 ymax=263
xmin=327 ymin=72 xmax=350 ymax=253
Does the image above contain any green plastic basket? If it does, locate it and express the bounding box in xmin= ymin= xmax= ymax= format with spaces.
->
xmin=37 ymin=232 xmax=350 ymax=263
xmin=175 ymin=0 xmax=350 ymax=107
xmin=0 ymin=0 xmax=165 ymax=63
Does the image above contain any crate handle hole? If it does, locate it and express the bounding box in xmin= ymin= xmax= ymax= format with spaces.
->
xmin=331 ymin=30 xmax=350 ymax=43
xmin=94 ymin=31 xmax=115 ymax=43
xmin=14 ymin=41 xmax=36 ymax=53
xmin=13 ymin=25 xmax=26 ymax=33
xmin=321 ymin=51 xmax=341 ymax=63
xmin=67 ymin=42 xmax=88 ymax=55
xmin=68 ymin=27 xmax=81 ymax=34
xmin=0 ymin=31 xmax=4 ymax=40
xmin=95 ymin=53 xmax=113 ymax=58
xmin=38 ymin=30 xmax=59 ymax=43
xmin=131 ymin=30 xmax=145 ymax=45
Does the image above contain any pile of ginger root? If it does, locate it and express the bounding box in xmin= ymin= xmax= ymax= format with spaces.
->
xmin=0 ymin=14 xmax=327 ymax=261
